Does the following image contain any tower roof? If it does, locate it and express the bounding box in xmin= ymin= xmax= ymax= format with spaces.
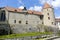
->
xmin=43 ymin=3 xmax=51 ymax=9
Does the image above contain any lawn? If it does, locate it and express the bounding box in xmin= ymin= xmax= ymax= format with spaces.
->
xmin=0 ymin=32 xmax=52 ymax=39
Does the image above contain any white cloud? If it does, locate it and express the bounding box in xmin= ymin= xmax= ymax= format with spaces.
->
xmin=18 ymin=6 xmax=24 ymax=9
xmin=29 ymin=6 xmax=42 ymax=12
xmin=17 ymin=0 xmax=24 ymax=6
xmin=39 ymin=0 xmax=60 ymax=8
xmin=18 ymin=0 xmax=22 ymax=3
xmin=56 ymin=16 xmax=60 ymax=18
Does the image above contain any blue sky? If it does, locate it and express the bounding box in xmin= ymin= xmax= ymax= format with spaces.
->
xmin=0 ymin=0 xmax=60 ymax=18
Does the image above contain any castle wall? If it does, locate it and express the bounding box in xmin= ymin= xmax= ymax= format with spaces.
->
xmin=8 ymin=12 xmax=42 ymax=26
xmin=5 ymin=11 xmax=43 ymax=33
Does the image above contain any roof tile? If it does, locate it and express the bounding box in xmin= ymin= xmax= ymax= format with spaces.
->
xmin=43 ymin=3 xmax=51 ymax=9
xmin=4 ymin=7 xmax=43 ymax=15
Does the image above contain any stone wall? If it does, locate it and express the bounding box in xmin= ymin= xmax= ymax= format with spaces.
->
xmin=10 ymin=24 xmax=59 ymax=34
xmin=8 ymin=12 xmax=42 ymax=25
xmin=7 ymin=11 xmax=43 ymax=33
xmin=10 ymin=24 xmax=40 ymax=34
xmin=0 ymin=24 xmax=11 ymax=35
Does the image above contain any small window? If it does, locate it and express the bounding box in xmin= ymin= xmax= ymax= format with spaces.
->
xmin=52 ymin=22 xmax=53 ymax=24
xmin=26 ymin=21 xmax=28 ymax=24
xmin=29 ymin=28 xmax=31 ymax=30
xmin=47 ymin=13 xmax=49 ymax=15
xmin=48 ymin=17 xmax=50 ymax=20
xmin=14 ymin=20 xmax=16 ymax=23
xmin=19 ymin=21 xmax=21 ymax=24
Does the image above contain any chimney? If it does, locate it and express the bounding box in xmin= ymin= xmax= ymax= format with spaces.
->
xmin=23 ymin=7 xmax=27 ymax=10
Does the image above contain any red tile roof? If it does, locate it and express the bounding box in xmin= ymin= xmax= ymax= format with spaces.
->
xmin=43 ymin=3 xmax=51 ymax=9
xmin=5 ymin=7 xmax=23 ymax=12
xmin=27 ymin=10 xmax=33 ymax=14
xmin=55 ymin=18 xmax=60 ymax=22
xmin=4 ymin=7 xmax=43 ymax=15
xmin=33 ymin=11 xmax=42 ymax=15
xmin=27 ymin=10 xmax=42 ymax=15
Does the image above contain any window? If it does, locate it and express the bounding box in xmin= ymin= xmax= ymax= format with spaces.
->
xmin=47 ymin=13 xmax=49 ymax=15
xmin=40 ymin=15 xmax=43 ymax=20
xmin=52 ymin=22 xmax=53 ymax=24
xmin=29 ymin=28 xmax=31 ymax=30
xmin=48 ymin=17 xmax=50 ymax=20
xmin=26 ymin=21 xmax=28 ymax=24
xmin=19 ymin=21 xmax=21 ymax=24
xmin=14 ymin=20 xmax=16 ymax=23
xmin=0 ymin=10 xmax=6 ymax=21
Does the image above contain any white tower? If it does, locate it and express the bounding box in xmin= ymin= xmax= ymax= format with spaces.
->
xmin=42 ymin=3 xmax=55 ymax=26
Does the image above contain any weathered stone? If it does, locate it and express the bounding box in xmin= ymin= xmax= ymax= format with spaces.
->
xmin=0 ymin=24 xmax=11 ymax=35
xmin=10 ymin=24 xmax=39 ymax=34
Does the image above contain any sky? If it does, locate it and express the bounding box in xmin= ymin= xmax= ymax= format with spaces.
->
xmin=0 ymin=0 xmax=60 ymax=18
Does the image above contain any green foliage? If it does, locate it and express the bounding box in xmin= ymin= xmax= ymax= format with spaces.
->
xmin=0 ymin=32 xmax=52 ymax=39
xmin=57 ymin=30 xmax=60 ymax=36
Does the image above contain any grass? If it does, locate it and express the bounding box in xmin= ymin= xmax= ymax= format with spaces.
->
xmin=0 ymin=32 xmax=52 ymax=39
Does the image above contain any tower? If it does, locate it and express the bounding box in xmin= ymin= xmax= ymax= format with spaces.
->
xmin=42 ymin=3 xmax=55 ymax=26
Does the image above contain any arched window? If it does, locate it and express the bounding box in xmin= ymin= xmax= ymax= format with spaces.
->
xmin=52 ymin=22 xmax=53 ymax=25
xmin=29 ymin=28 xmax=31 ymax=30
xmin=47 ymin=13 xmax=49 ymax=15
xmin=26 ymin=21 xmax=28 ymax=24
xmin=14 ymin=20 xmax=16 ymax=23
xmin=48 ymin=17 xmax=50 ymax=20
xmin=19 ymin=21 xmax=21 ymax=24
xmin=0 ymin=10 xmax=6 ymax=21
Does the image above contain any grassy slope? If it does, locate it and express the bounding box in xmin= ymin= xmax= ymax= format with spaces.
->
xmin=0 ymin=32 xmax=52 ymax=39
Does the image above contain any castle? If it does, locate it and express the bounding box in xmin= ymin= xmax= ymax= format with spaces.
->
xmin=0 ymin=3 xmax=56 ymax=34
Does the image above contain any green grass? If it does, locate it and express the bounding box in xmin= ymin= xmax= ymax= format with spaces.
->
xmin=0 ymin=32 xmax=52 ymax=39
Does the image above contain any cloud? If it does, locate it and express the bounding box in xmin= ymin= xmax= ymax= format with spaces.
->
xmin=17 ymin=0 xmax=24 ymax=6
xmin=39 ymin=0 xmax=60 ymax=8
xmin=18 ymin=6 xmax=24 ymax=9
xmin=56 ymin=16 xmax=60 ymax=18
xmin=29 ymin=6 xmax=42 ymax=12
